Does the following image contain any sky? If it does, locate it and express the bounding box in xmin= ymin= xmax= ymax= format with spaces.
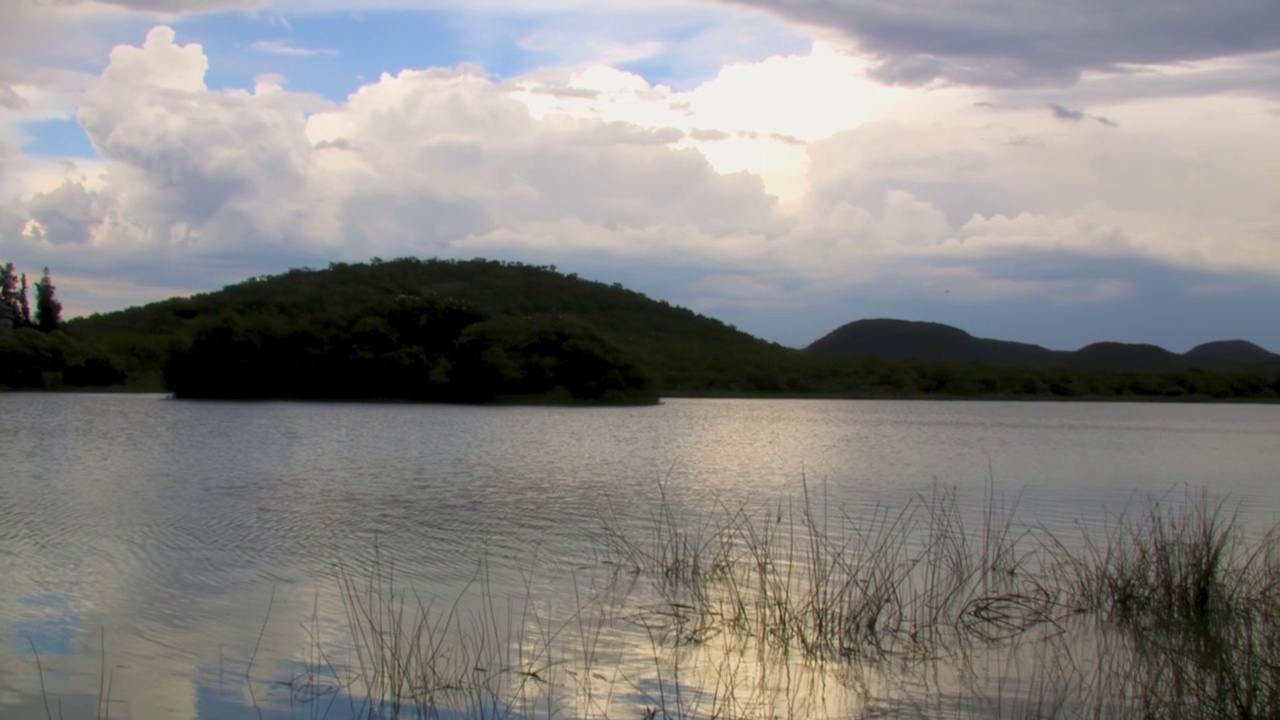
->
xmin=0 ymin=0 xmax=1278 ymax=351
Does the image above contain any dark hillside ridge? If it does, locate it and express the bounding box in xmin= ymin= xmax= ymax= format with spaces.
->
xmin=806 ymin=318 xmax=1063 ymax=366
xmin=1185 ymin=340 xmax=1277 ymax=367
xmin=64 ymin=257 xmax=797 ymax=394
xmin=808 ymin=319 xmax=1279 ymax=372
xmin=1072 ymin=342 xmax=1184 ymax=372
xmin=6 ymin=258 xmax=1276 ymax=401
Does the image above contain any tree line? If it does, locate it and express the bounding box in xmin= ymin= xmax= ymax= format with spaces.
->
xmin=0 ymin=262 xmax=123 ymax=389
xmin=163 ymin=295 xmax=658 ymax=404
xmin=1 ymin=257 xmax=1278 ymax=402
xmin=1 ymin=263 xmax=62 ymax=332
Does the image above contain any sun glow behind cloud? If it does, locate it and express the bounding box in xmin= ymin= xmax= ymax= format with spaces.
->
xmin=512 ymin=42 xmax=919 ymax=204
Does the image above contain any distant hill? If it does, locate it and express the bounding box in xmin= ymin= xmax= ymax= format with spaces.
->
xmin=1072 ymin=342 xmax=1184 ymax=372
xmin=1185 ymin=340 xmax=1278 ymax=368
xmin=807 ymin=318 xmax=1279 ymax=372
xmin=807 ymin=318 xmax=1064 ymax=366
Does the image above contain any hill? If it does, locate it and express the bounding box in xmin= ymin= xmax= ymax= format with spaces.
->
xmin=2 ymin=258 xmax=1278 ymax=402
xmin=59 ymin=257 xmax=800 ymax=398
xmin=1185 ymin=340 xmax=1279 ymax=368
xmin=807 ymin=319 xmax=1064 ymax=367
xmin=808 ymin=319 xmax=1279 ymax=372
xmin=1072 ymin=342 xmax=1184 ymax=372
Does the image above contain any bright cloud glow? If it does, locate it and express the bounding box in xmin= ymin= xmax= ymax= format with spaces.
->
xmin=511 ymin=42 xmax=924 ymax=203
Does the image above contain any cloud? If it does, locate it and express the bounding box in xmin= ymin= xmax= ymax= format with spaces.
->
xmin=526 ymin=86 xmax=601 ymax=100
xmin=95 ymin=0 xmax=262 ymax=11
xmin=1048 ymin=103 xmax=1086 ymax=121
xmin=24 ymin=181 xmax=102 ymax=245
xmin=689 ymin=128 xmax=730 ymax=141
xmin=512 ymin=43 xmax=916 ymax=202
xmin=709 ymin=0 xmax=1280 ymax=88
xmin=1047 ymin=103 xmax=1117 ymax=126
xmin=98 ymin=26 xmax=209 ymax=91
xmin=251 ymin=38 xmax=339 ymax=57
xmin=0 ymin=79 xmax=23 ymax=111
xmin=2 ymin=23 xmax=1280 ymax=350
xmin=5 ymin=27 xmax=780 ymax=282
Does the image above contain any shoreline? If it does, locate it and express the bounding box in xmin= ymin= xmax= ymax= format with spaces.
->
xmin=5 ymin=386 xmax=1278 ymax=405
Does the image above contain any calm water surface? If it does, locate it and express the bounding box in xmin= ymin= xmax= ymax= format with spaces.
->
xmin=0 ymin=395 xmax=1277 ymax=718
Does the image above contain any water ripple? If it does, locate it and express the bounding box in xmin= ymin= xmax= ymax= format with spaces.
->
xmin=0 ymin=394 xmax=1277 ymax=719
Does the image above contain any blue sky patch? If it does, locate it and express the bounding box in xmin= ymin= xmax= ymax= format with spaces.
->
xmin=18 ymin=118 xmax=98 ymax=159
xmin=615 ymin=19 xmax=812 ymax=90
xmin=166 ymin=7 xmax=812 ymax=98
xmin=174 ymin=10 xmax=539 ymax=100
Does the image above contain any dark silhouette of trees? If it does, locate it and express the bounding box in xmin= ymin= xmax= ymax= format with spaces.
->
xmin=0 ymin=263 xmax=123 ymax=389
xmin=19 ymin=273 xmax=31 ymax=326
xmin=163 ymin=295 xmax=655 ymax=403
xmin=0 ymin=256 xmax=1274 ymax=400
xmin=35 ymin=267 xmax=62 ymax=332
xmin=1 ymin=263 xmax=35 ymax=331
xmin=0 ymin=263 xmax=19 ymax=330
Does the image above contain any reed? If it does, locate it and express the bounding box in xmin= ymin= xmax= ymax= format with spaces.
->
xmin=21 ymin=482 xmax=1280 ymax=719
xmin=599 ymin=477 xmax=1063 ymax=662
xmin=1045 ymin=489 xmax=1280 ymax=629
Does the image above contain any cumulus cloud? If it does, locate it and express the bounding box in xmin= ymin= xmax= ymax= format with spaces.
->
xmin=5 ymin=28 xmax=783 ymax=281
xmin=710 ymin=0 xmax=1280 ymax=88
xmin=25 ymin=181 xmax=102 ymax=245
xmin=3 ymin=21 xmax=1280 ymax=348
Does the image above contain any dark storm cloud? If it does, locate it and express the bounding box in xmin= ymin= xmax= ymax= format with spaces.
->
xmin=710 ymin=0 xmax=1280 ymax=87
xmin=1017 ymin=58 xmax=1280 ymax=106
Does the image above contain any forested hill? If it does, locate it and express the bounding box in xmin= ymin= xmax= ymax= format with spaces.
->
xmin=2 ymin=257 xmax=1278 ymax=402
xmin=62 ymin=257 xmax=796 ymax=398
xmin=808 ymin=319 xmax=1280 ymax=372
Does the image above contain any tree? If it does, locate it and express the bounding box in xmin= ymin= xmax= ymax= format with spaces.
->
xmin=19 ymin=273 xmax=31 ymax=326
xmin=35 ymin=267 xmax=62 ymax=332
xmin=1 ymin=262 xmax=14 ymax=294
xmin=0 ymin=262 xmax=18 ymax=323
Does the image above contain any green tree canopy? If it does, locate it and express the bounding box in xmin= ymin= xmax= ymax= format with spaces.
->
xmin=35 ymin=267 xmax=62 ymax=332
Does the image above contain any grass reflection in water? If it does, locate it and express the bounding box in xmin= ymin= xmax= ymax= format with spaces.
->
xmin=27 ymin=482 xmax=1280 ymax=719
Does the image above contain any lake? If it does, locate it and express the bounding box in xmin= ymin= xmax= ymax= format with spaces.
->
xmin=1 ymin=394 xmax=1277 ymax=719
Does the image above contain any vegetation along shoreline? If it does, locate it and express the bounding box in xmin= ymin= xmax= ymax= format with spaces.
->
xmin=2 ymin=257 xmax=1277 ymax=404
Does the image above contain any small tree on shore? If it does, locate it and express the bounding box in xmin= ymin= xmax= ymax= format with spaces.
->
xmin=1 ymin=263 xmax=16 ymax=310
xmin=34 ymin=267 xmax=62 ymax=332
xmin=0 ymin=263 xmax=20 ymax=331
xmin=19 ymin=273 xmax=31 ymax=326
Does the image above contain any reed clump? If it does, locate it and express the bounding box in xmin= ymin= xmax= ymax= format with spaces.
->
xmin=1047 ymin=490 xmax=1280 ymax=629
xmin=23 ymin=482 xmax=1280 ymax=719
xmin=599 ymin=479 xmax=1065 ymax=661
xmin=293 ymin=483 xmax=1279 ymax=719
xmin=601 ymin=482 xmax=1280 ymax=657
